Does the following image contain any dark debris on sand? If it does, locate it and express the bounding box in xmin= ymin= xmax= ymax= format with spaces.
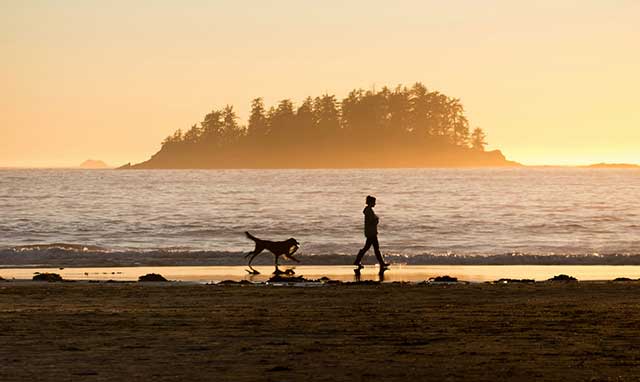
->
xmin=32 ymin=273 xmax=64 ymax=282
xmin=215 ymin=276 xmax=339 ymax=285
xmin=429 ymin=275 xmax=459 ymax=282
xmin=494 ymin=278 xmax=535 ymax=284
xmin=138 ymin=273 xmax=168 ymax=282
xmin=216 ymin=280 xmax=254 ymax=285
xmin=267 ymin=274 xmax=313 ymax=283
xmin=548 ymin=274 xmax=577 ymax=282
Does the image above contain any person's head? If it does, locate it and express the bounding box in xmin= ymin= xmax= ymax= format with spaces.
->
xmin=366 ymin=195 xmax=376 ymax=207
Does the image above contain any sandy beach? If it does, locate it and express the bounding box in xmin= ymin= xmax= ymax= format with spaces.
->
xmin=2 ymin=281 xmax=640 ymax=381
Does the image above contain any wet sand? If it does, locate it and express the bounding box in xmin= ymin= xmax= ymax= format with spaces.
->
xmin=2 ymin=282 xmax=640 ymax=381
xmin=4 ymin=264 xmax=640 ymax=283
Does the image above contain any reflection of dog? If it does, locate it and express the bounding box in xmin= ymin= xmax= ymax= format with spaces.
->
xmin=244 ymin=232 xmax=300 ymax=274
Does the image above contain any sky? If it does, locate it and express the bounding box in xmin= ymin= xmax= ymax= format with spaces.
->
xmin=1 ymin=0 xmax=639 ymax=167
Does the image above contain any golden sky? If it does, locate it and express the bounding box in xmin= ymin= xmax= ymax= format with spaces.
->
xmin=1 ymin=1 xmax=639 ymax=167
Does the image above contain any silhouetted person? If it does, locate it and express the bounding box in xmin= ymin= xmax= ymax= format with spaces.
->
xmin=378 ymin=266 xmax=387 ymax=282
xmin=354 ymin=195 xmax=389 ymax=269
xmin=352 ymin=266 xmax=386 ymax=283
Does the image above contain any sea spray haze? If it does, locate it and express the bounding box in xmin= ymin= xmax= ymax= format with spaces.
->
xmin=1 ymin=168 xmax=639 ymax=266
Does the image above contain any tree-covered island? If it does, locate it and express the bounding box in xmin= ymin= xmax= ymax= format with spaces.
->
xmin=126 ymin=83 xmax=519 ymax=169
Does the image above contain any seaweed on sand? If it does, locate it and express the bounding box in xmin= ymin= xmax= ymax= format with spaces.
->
xmin=429 ymin=275 xmax=458 ymax=282
xmin=494 ymin=278 xmax=535 ymax=284
xmin=267 ymin=274 xmax=312 ymax=283
xmin=217 ymin=280 xmax=254 ymax=285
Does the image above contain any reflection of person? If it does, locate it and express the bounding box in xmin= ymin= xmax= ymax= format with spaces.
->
xmin=354 ymin=195 xmax=389 ymax=269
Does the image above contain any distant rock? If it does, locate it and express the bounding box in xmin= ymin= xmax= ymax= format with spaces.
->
xmin=613 ymin=277 xmax=634 ymax=282
xmin=138 ymin=273 xmax=168 ymax=282
xmin=32 ymin=273 xmax=64 ymax=282
xmin=80 ymin=159 xmax=109 ymax=169
xmin=117 ymin=162 xmax=132 ymax=169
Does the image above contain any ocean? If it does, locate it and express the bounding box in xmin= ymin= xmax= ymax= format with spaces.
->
xmin=1 ymin=168 xmax=639 ymax=267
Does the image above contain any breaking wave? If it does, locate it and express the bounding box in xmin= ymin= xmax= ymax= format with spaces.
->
xmin=2 ymin=243 xmax=640 ymax=267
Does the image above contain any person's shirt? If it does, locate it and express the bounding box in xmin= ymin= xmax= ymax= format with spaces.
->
xmin=363 ymin=206 xmax=379 ymax=237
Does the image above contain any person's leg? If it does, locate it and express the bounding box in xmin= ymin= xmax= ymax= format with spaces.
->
xmin=372 ymin=236 xmax=387 ymax=265
xmin=354 ymin=237 xmax=373 ymax=265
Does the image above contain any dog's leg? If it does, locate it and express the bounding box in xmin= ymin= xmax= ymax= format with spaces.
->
xmin=246 ymin=250 xmax=262 ymax=275
xmin=285 ymin=254 xmax=301 ymax=263
xmin=273 ymin=255 xmax=284 ymax=275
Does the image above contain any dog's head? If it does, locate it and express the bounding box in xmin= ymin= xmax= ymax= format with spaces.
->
xmin=286 ymin=238 xmax=300 ymax=255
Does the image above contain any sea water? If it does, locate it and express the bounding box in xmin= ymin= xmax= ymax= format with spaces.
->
xmin=1 ymin=168 xmax=639 ymax=266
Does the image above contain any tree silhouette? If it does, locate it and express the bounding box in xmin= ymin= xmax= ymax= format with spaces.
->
xmin=247 ymin=98 xmax=268 ymax=140
xmin=144 ymin=82 xmax=509 ymax=169
xmin=471 ymin=128 xmax=488 ymax=151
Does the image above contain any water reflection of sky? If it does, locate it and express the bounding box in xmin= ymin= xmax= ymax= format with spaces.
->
xmin=2 ymin=265 xmax=640 ymax=283
xmin=2 ymin=168 xmax=640 ymax=257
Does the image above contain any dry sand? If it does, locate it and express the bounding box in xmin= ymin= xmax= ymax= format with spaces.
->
xmin=1 ymin=281 xmax=640 ymax=381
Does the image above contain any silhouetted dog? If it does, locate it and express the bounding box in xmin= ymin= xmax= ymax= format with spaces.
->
xmin=244 ymin=232 xmax=300 ymax=275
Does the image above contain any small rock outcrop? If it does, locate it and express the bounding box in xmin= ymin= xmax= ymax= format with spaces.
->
xmin=138 ymin=273 xmax=168 ymax=282
xmin=548 ymin=274 xmax=577 ymax=282
xmin=32 ymin=273 xmax=63 ymax=282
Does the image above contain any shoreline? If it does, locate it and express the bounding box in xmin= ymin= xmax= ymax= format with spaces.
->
xmin=5 ymin=250 xmax=640 ymax=268
xmin=3 ymin=264 xmax=640 ymax=284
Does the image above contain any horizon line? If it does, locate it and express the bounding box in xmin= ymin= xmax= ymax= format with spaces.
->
xmin=2 ymin=163 xmax=638 ymax=170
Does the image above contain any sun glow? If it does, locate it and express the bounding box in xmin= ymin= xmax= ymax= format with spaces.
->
xmin=1 ymin=1 xmax=639 ymax=167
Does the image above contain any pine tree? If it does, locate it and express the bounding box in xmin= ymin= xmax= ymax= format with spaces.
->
xmin=471 ymin=128 xmax=488 ymax=151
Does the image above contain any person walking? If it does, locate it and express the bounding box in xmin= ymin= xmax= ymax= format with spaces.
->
xmin=354 ymin=195 xmax=389 ymax=269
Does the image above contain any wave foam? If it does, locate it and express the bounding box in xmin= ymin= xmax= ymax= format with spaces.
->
xmin=1 ymin=245 xmax=640 ymax=267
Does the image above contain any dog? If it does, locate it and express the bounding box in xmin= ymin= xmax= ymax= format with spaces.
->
xmin=244 ymin=231 xmax=300 ymax=275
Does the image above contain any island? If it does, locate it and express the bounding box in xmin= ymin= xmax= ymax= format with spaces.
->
xmin=125 ymin=83 xmax=520 ymax=169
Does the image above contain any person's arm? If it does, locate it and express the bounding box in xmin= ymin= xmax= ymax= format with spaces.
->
xmin=364 ymin=207 xmax=378 ymax=225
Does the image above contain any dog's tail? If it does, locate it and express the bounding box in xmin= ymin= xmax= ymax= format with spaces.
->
xmin=245 ymin=231 xmax=258 ymax=242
